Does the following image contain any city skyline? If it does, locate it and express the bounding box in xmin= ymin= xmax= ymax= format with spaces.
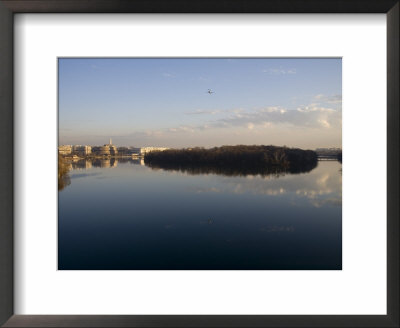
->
xmin=59 ymin=58 xmax=342 ymax=149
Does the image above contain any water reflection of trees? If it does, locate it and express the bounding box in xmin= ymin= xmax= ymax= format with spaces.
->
xmin=145 ymin=162 xmax=317 ymax=178
xmin=58 ymin=154 xmax=71 ymax=191
xmin=59 ymin=157 xmax=144 ymax=191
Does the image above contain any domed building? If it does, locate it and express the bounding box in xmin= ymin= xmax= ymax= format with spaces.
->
xmin=108 ymin=138 xmax=118 ymax=156
xmin=97 ymin=145 xmax=110 ymax=156
xmin=93 ymin=138 xmax=118 ymax=156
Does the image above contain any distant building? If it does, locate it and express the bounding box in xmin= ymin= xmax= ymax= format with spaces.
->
xmin=118 ymin=147 xmax=141 ymax=156
xmin=109 ymin=144 xmax=118 ymax=156
xmin=92 ymin=145 xmax=108 ymax=156
xmin=72 ymin=145 xmax=92 ymax=156
xmin=58 ymin=145 xmax=72 ymax=155
xmin=92 ymin=139 xmax=118 ymax=156
xmin=108 ymin=139 xmax=118 ymax=155
xmin=117 ymin=147 xmax=129 ymax=155
xmin=130 ymin=147 xmax=141 ymax=156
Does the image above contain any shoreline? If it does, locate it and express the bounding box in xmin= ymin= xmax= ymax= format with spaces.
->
xmin=63 ymin=154 xmax=142 ymax=161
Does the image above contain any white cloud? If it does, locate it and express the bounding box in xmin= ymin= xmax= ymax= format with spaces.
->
xmin=168 ymin=126 xmax=195 ymax=133
xmin=145 ymin=130 xmax=164 ymax=137
xmin=103 ymin=103 xmax=341 ymax=148
xmin=186 ymin=108 xmax=245 ymax=116
xmin=247 ymin=123 xmax=255 ymax=130
xmin=262 ymin=68 xmax=297 ymax=75
xmin=327 ymin=95 xmax=342 ymax=104
xmin=313 ymin=94 xmax=342 ymax=105
xmin=186 ymin=109 xmax=221 ymax=115
xmin=214 ymin=105 xmax=341 ymax=130
xmin=162 ymin=72 xmax=175 ymax=78
xmin=318 ymin=119 xmax=331 ymax=128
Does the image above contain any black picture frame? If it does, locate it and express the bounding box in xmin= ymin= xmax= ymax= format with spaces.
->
xmin=0 ymin=1 xmax=398 ymax=327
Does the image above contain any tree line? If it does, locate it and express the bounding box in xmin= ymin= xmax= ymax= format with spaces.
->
xmin=144 ymin=145 xmax=318 ymax=176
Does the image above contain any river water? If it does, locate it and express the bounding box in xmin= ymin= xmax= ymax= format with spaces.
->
xmin=58 ymin=159 xmax=342 ymax=270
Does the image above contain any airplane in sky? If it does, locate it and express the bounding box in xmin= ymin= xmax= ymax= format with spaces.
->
xmin=207 ymin=89 xmax=214 ymax=95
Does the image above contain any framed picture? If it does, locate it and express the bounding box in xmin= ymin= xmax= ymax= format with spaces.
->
xmin=0 ymin=1 xmax=398 ymax=327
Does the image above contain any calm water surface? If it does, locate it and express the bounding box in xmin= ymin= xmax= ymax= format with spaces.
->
xmin=58 ymin=159 xmax=342 ymax=270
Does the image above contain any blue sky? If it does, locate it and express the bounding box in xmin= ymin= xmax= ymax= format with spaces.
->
xmin=59 ymin=58 xmax=341 ymax=149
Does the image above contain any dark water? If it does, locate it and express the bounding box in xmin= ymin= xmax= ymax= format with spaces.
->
xmin=58 ymin=158 xmax=342 ymax=270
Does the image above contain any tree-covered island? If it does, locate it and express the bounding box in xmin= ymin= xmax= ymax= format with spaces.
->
xmin=144 ymin=145 xmax=318 ymax=177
